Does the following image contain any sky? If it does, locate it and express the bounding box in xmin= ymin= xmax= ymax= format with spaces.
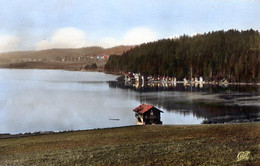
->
xmin=0 ymin=0 xmax=259 ymax=52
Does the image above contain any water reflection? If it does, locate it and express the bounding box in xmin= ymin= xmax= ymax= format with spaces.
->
xmin=109 ymin=81 xmax=260 ymax=124
xmin=110 ymin=80 xmax=259 ymax=93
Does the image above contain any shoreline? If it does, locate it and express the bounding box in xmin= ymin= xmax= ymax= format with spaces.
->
xmin=117 ymin=74 xmax=260 ymax=86
xmin=0 ymin=61 xmax=105 ymax=72
xmin=0 ymin=125 xmax=138 ymax=139
xmin=0 ymin=66 xmax=259 ymax=85
xmin=1 ymin=122 xmax=259 ymax=139
xmin=0 ymin=66 xmax=104 ymax=72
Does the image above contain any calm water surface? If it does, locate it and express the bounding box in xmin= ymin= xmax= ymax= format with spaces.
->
xmin=0 ymin=69 xmax=259 ymax=134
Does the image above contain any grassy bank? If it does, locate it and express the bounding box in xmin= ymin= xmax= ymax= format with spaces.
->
xmin=0 ymin=124 xmax=259 ymax=165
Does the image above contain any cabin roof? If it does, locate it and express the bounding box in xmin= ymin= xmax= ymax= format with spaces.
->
xmin=133 ymin=104 xmax=163 ymax=114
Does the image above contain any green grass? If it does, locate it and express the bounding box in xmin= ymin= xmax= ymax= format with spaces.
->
xmin=0 ymin=124 xmax=259 ymax=165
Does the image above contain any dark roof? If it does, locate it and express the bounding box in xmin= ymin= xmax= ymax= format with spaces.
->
xmin=133 ymin=104 xmax=163 ymax=114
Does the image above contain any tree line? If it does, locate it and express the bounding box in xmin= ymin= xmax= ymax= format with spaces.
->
xmin=105 ymin=29 xmax=260 ymax=82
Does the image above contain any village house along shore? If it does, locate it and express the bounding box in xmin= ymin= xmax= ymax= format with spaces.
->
xmin=122 ymin=72 xmax=260 ymax=89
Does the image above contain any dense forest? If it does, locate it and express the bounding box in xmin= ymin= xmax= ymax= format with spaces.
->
xmin=105 ymin=29 xmax=260 ymax=82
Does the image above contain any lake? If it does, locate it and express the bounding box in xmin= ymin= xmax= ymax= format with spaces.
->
xmin=0 ymin=69 xmax=259 ymax=134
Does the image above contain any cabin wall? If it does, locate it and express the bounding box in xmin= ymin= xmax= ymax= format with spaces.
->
xmin=143 ymin=109 xmax=162 ymax=124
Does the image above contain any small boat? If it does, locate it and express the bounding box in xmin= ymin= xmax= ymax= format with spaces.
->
xmin=109 ymin=118 xmax=120 ymax=121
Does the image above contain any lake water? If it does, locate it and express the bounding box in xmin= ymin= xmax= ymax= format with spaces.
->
xmin=0 ymin=69 xmax=259 ymax=134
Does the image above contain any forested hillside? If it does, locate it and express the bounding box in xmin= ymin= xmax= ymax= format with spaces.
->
xmin=105 ymin=29 xmax=260 ymax=82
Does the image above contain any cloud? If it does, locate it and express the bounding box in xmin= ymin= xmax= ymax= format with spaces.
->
xmin=0 ymin=35 xmax=21 ymax=53
xmin=168 ymin=34 xmax=180 ymax=39
xmin=98 ymin=26 xmax=158 ymax=48
xmin=35 ymin=26 xmax=158 ymax=50
xmin=98 ymin=37 xmax=120 ymax=48
xmin=168 ymin=33 xmax=203 ymax=39
xmin=35 ymin=27 xmax=90 ymax=50
xmin=122 ymin=27 xmax=157 ymax=45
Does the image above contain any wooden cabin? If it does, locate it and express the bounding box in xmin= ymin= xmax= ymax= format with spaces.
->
xmin=133 ymin=104 xmax=163 ymax=125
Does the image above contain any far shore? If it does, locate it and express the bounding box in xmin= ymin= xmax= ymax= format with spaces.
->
xmin=0 ymin=61 xmax=104 ymax=72
xmin=0 ymin=63 xmax=259 ymax=85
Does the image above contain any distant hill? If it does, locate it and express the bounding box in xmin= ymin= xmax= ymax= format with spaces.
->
xmin=0 ymin=45 xmax=134 ymax=71
xmin=0 ymin=45 xmax=133 ymax=60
